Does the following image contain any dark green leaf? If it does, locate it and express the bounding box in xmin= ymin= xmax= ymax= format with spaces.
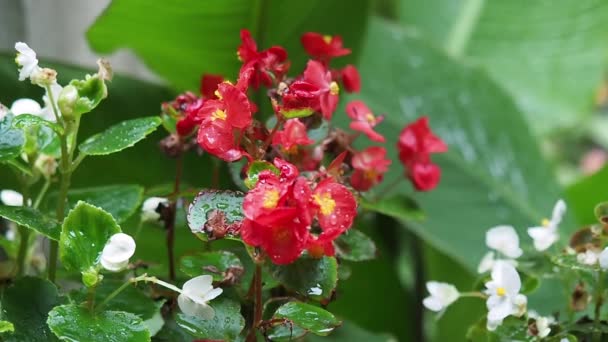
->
xmin=305 ymin=320 xmax=396 ymax=342
xmin=334 ymin=229 xmax=376 ymax=262
xmin=79 ymin=117 xmax=161 ymax=156
xmin=244 ymin=161 xmax=279 ymax=189
xmin=0 ymin=205 xmax=60 ymax=240
xmin=59 ymin=201 xmax=121 ymax=272
xmin=71 ymin=280 xmax=156 ymax=320
xmin=12 ymin=114 xmax=63 ymax=135
xmin=273 ymin=302 xmax=341 ymax=336
xmin=47 ymin=305 xmax=150 ymax=342
xmin=180 ymin=251 xmax=243 ymax=282
xmin=0 ymin=114 xmax=24 ymax=161
xmin=1 ymin=277 xmax=61 ymax=342
xmin=268 ymin=256 xmax=338 ymax=301
xmin=187 ymin=190 xmax=244 ymax=241
xmin=175 ymin=297 xmax=244 ymax=341
xmin=567 ymin=166 xmax=608 ymax=225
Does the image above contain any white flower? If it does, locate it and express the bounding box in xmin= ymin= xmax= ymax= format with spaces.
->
xmin=0 ymin=190 xmax=23 ymax=206
xmin=177 ymin=275 xmax=223 ymax=319
xmin=422 ymin=281 xmax=459 ymax=312
xmin=577 ymin=249 xmax=601 ymax=266
xmin=528 ymin=199 xmax=566 ymax=251
xmin=10 ymin=98 xmax=42 ymax=116
xmin=600 ymin=247 xmax=608 ymax=269
xmin=535 ymin=316 xmax=552 ymax=338
xmin=486 ymin=226 xmax=523 ymax=259
xmin=484 ymin=261 xmax=526 ymax=330
xmin=15 ymin=42 xmax=40 ymax=81
xmin=100 ymin=233 xmax=136 ymax=272
xmin=141 ymin=197 xmax=168 ymax=222
xmin=477 ymin=251 xmax=518 ymax=274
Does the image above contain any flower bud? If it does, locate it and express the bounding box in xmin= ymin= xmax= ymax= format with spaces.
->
xmin=82 ymin=267 xmax=103 ymax=287
xmin=30 ymin=68 xmax=57 ymax=87
xmin=100 ymin=233 xmax=136 ymax=272
xmin=34 ymin=154 xmax=58 ymax=179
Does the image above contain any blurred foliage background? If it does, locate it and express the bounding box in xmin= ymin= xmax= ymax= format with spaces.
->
xmin=1 ymin=0 xmax=608 ymax=340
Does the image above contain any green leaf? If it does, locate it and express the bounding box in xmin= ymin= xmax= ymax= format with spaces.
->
xmin=350 ymin=19 xmax=567 ymax=271
xmin=281 ymin=107 xmax=315 ymax=119
xmin=399 ymin=0 xmax=608 ymax=134
xmin=180 ymin=251 xmax=243 ymax=282
xmin=0 ymin=205 xmax=60 ymax=240
xmin=71 ymin=280 xmax=156 ymax=320
xmin=306 ymin=320 xmax=396 ymax=342
xmin=187 ymin=190 xmax=244 ymax=241
xmin=60 ymin=74 xmax=108 ymax=117
xmin=47 ymin=184 xmax=144 ymax=223
xmin=566 ymin=165 xmax=608 ymax=225
xmin=268 ymin=256 xmax=338 ymax=301
xmin=1 ymin=277 xmax=61 ymax=341
xmin=334 ymin=229 xmax=377 ymax=262
xmin=12 ymin=114 xmax=64 ymax=135
xmin=0 ymin=114 xmax=24 ymax=161
xmin=47 ymin=305 xmax=150 ymax=342
xmin=360 ymin=195 xmax=425 ymax=222
xmin=87 ymin=0 xmax=369 ymax=91
xmin=59 ymin=201 xmax=121 ymax=272
xmin=175 ymin=297 xmax=244 ymax=341
xmin=0 ymin=321 xmax=14 ymax=333
xmin=273 ymin=302 xmax=341 ymax=336
xmin=79 ymin=117 xmax=161 ymax=156
xmin=552 ymin=253 xmax=598 ymax=273
xmin=244 ymin=160 xmax=279 ymax=189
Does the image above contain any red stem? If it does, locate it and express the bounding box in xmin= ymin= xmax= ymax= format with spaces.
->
xmin=246 ymin=264 xmax=263 ymax=342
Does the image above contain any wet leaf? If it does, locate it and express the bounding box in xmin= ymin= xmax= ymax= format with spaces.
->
xmin=306 ymin=320 xmax=396 ymax=341
xmin=244 ymin=161 xmax=279 ymax=189
xmin=268 ymin=256 xmax=338 ymax=302
xmin=0 ymin=321 xmax=14 ymax=333
xmin=0 ymin=205 xmax=60 ymax=240
xmin=273 ymin=301 xmax=341 ymax=336
xmin=71 ymin=280 xmax=156 ymax=320
xmin=79 ymin=117 xmax=161 ymax=156
xmin=12 ymin=114 xmax=63 ymax=135
xmin=175 ymin=297 xmax=244 ymax=341
xmin=180 ymin=251 xmax=243 ymax=282
xmin=334 ymin=229 xmax=376 ymax=262
xmin=0 ymin=114 xmax=24 ymax=161
xmin=187 ymin=190 xmax=244 ymax=241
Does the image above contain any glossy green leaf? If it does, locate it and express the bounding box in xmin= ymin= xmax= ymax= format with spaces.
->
xmin=59 ymin=201 xmax=121 ymax=272
xmin=334 ymin=229 xmax=377 ymax=262
xmin=349 ymin=19 xmax=567 ymax=271
xmin=87 ymin=0 xmax=370 ymax=90
xmin=187 ymin=189 xmax=244 ymax=241
xmin=268 ymin=256 xmax=338 ymax=301
xmin=566 ymin=165 xmax=608 ymax=225
xmin=0 ymin=321 xmax=14 ymax=333
xmin=47 ymin=184 xmax=144 ymax=223
xmin=79 ymin=117 xmax=161 ymax=156
xmin=180 ymin=251 xmax=243 ymax=282
xmin=0 ymin=114 xmax=24 ymax=161
xmin=273 ymin=302 xmax=341 ymax=336
xmin=1 ymin=277 xmax=61 ymax=342
xmin=60 ymin=74 xmax=107 ymax=117
xmin=71 ymin=280 xmax=156 ymax=320
xmin=360 ymin=195 xmax=425 ymax=222
xmin=399 ymin=0 xmax=608 ymax=134
xmin=0 ymin=205 xmax=60 ymax=240
xmin=175 ymin=297 xmax=244 ymax=341
xmin=12 ymin=114 xmax=63 ymax=135
xmin=306 ymin=320 xmax=396 ymax=342
xmin=47 ymin=305 xmax=150 ymax=342
xmin=244 ymin=160 xmax=279 ymax=189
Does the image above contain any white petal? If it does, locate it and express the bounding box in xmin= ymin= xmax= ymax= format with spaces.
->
xmin=0 ymin=190 xmax=23 ymax=206
xmin=10 ymin=98 xmax=41 ymax=116
xmin=486 ymin=225 xmax=522 ymax=259
xmin=600 ymin=248 xmax=608 ymax=270
xmin=425 ymin=281 xmax=459 ymax=306
xmin=486 ymin=318 xmax=503 ymax=331
xmin=527 ymin=226 xmax=557 ymax=251
xmin=14 ymin=42 xmax=39 ymax=81
xmin=177 ymin=294 xmax=215 ymax=319
xmin=487 ymin=297 xmax=514 ymax=322
xmin=513 ymin=294 xmax=527 ymax=317
xmin=551 ymin=199 xmax=566 ymax=225
xmin=423 ymin=296 xmax=443 ymax=312
xmin=101 ymin=233 xmax=136 ymax=264
xmin=491 ymin=261 xmax=521 ymax=294
xmin=141 ymin=197 xmax=167 ymax=222
xmin=203 ymin=287 xmax=223 ymax=302
xmin=100 ymin=258 xmax=128 ymax=272
xmin=182 ymin=275 xmax=214 ymax=297
xmin=477 ymin=251 xmax=495 ymax=274
xmin=536 ymin=317 xmax=551 ymax=338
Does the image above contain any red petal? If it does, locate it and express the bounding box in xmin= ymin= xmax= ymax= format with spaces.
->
xmin=341 ymin=65 xmax=360 ymax=93
xmin=312 ymin=179 xmax=357 ymax=237
xmin=345 ymin=100 xmax=371 ymax=121
xmin=349 ymin=121 xmax=385 ymax=142
xmin=238 ymin=29 xmax=258 ymax=62
xmin=408 ymin=161 xmax=441 ymax=191
xmin=200 ymin=74 xmax=224 ymax=99
xmin=320 ymin=93 xmax=338 ymax=120
xmin=197 ymin=118 xmax=242 ymax=162
xmin=217 ymin=83 xmax=252 ymax=129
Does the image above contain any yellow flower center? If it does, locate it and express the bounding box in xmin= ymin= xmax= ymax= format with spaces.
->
xmin=542 ymin=218 xmax=550 ymax=227
xmin=329 ymin=81 xmax=340 ymax=95
xmin=496 ymin=287 xmax=506 ymax=296
xmin=262 ymin=190 xmax=279 ymax=209
xmin=323 ymin=35 xmax=332 ymax=44
xmin=364 ymin=169 xmax=378 ymax=181
xmin=365 ymin=113 xmax=375 ymax=124
xmin=211 ymin=109 xmax=227 ymax=121
xmin=313 ymin=192 xmax=336 ymax=216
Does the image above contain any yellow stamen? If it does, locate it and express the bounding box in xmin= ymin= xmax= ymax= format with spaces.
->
xmin=364 ymin=169 xmax=378 ymax=181
xmin=323 ymin=35 xmax=332 ymax=44
xmin=313 ymin=192 xmax=336 ymax=216
xmin=263 ymin=190 xmax=279 ymax=209
xmin=541 ymin=218 xmax=550 ymax=227
xmin=496 ymin=287 xmax=506 ymax=296
xmin=329 ymin=81 xmax=340 ymax=95
xmin=365 ymin=113 xmax=375 ymax=124
xmin=211 ymin=109 xmax=227 ymax=121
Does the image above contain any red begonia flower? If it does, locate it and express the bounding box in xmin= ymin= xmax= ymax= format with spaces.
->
xmin=293 ymin=176 xmax=313 ymax=227
xmin=350 ymin=146 xmax=391 ymax=191
xmin=273 ymin=158 xmax=299 ymax=183
xmin=301 ymin=32 xmax=351 ymax=62
xmin=408 ymin=161 xmax=442 ymax=191
xmin=175 ymin=97 xmax=203 ymax=136
xmin=237 ymin=29 xmax=290 ymax=89
xmin=306 ymin=234 xmax=335 ymax=258
xmin=289 ymin=60 xmax=339 ymax=120
xmin=340 ymin=65 xmax=360 ymax=93
xmin=242 ymin=170 xmax=296 ymax=226
xmin=311 ymin=178 xmax=357 ymax=238
xmin=346 ymin=100 xmax=385 ymax=142
xmin=240 ymin=218 xmax=308 ymax=265
xmin=272 ymin=119 xmax=314 ymax=153
xmin=200 ymin=74 xmax=224 ymax=99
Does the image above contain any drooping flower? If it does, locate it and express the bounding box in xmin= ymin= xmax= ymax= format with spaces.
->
xmin=100 ymin=233 xmax=136 ymax=272
xmin=346 ymin=100 xmax=385 ymax=142
xmin=141 ymin=197 xmax=168 ymax=222
xmin=272 ymin=118 xmax=314 ymax=153
xmin=422 ymin=281 xmax=459 ymax=312
xmin=350 ymin=146 xmax=391 ymax=191
xmin=237 ymin=29 xmax=290 ymax=89
xmin=485 ymin=226 xmax=523 ymax=259
xmin=527 ymin=199 xmax=566 ymax=251
xmin=300 ymin=32 xmax=351 ymax=62
xmin=177 ymin=275 xmax=223 ymax=319
xmin=340 ymin=65 xmax=360 ymax=93
xmin=311 ymin=178 xmax=357 ymax=239
xmin=15 ymin=42 xmax=40 ymax=81
xmin=289 ymin=60 xmax=340 ymax=120
xmin=0 ymin=190 xmax=23 ymax=206
xmin=484 ymin=261 xmax=527 ymax=331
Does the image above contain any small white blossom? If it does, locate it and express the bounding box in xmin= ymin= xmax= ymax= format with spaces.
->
xmin=477 ymin=251 xmax=518 ymax=274
xmin=528 ymin=199 xmax=566 ymax=251
xmin=599 ymin=247 xmax=608 ymax=269
xmin=422 ymin=281 xmax=459 ymax=312
xmin=577 ymin=249 xmax=601 ymax=266
xmin=15 ymin=42 xmax=40 ymax=81
xmin=141 ymin=197 xmax=168 ymax=222
xmin=0 ymin=190 xmax=23 ymax=206
xmin=486 ymin=225 xmax=523 ymax=259
xmin=484 ymin=261 xmax=526 ymax=331
xmin=177 ymin=275 xmax=223 ymax=319
xmin=535 ymin=316 xmax=552 ymax=338
xmin=100 ymin=233 xmax=136 ymax=272
xmin=10 ymin=98 xmax=42 ymax=116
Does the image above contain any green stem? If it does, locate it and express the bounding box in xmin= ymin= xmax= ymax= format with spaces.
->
xmin=44 ymin=85 xmax=63 ymax=125
xmin=459 ymin=292 xmax=487 ymax=299
xmin=594 ymin=271 xmax=605 ymax=342
xmin=33 ymin=178 xmax=51 ymax=209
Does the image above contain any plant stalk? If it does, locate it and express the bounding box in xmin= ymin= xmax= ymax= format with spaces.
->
xmin=593 ymin=271 xmax=605 ymax=342
xmin=166 ymin=154 xmax=183 ymax=281
xmin=246 ymin=264 xmax=263 ymax=342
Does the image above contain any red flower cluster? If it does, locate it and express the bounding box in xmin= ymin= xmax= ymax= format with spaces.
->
xmin=241 ymin=158 xmax=357 ymax=264
xmin=397 ymin=117 xmax=447 ymax=191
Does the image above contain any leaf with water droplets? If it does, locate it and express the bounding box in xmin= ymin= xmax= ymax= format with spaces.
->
xmin=59 ymin=201 xmax=121 ymax=273
xmin=0 ymin=205 xmax=60 ymax=240
xmin=180 ymin=250 xmax=243 ymax=282
xmin=187 ymin=190 xmax=244 ymax=241
xmin=244 ymin=161 xmax=279 ymax=189
xmin=12 ymin=114 xmax=64 ymax=135
xmin=334 ymin=229 xmax=377 ymax=262
xmin=47 ymin=305 xmax=150 ymax=342
xmin=0 ymin=114 xmax=24 ymax=161
xmin=272 ymin=302 xmax=341 ymax=337
xmin=268 ymin=256 xmax=338 ymax=302
xmin=175 ymin=297 xmax=244 ymax=341
xmin=79 ymin=116 xmax=161 ymax=156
